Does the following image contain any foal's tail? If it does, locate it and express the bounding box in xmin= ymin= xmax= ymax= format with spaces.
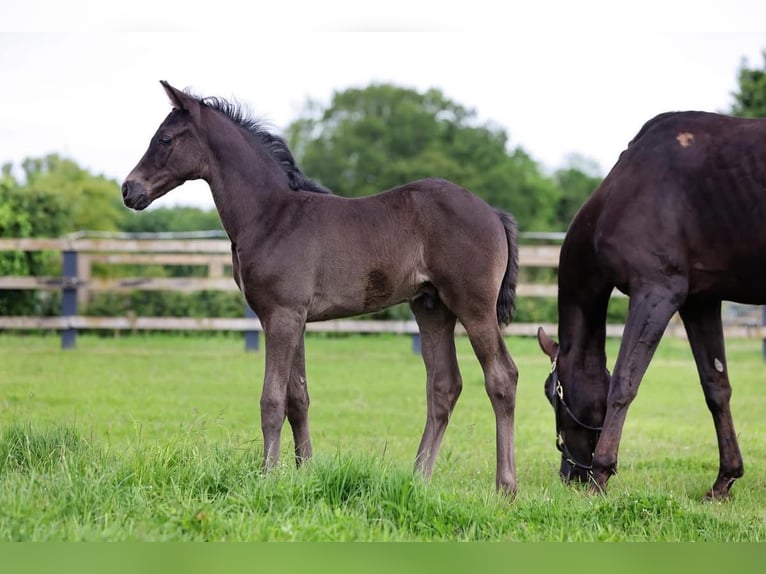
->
xmin=495 ymin=208 xmax=519 ymax=326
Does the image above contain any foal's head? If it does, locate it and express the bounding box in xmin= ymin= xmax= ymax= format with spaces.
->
xmin=122 ymin=81 xmax=209 ymax=210
xmin=122 ymin=81 xmax=331 ymax=211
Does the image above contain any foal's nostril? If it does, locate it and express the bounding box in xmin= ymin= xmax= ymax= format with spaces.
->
xmin=121 ymin=181 xmax=130 ymax=199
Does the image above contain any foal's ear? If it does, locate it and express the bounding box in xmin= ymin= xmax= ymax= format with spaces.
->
xmin=160 ymin=80 xmax=197 ymax=113
xmin=537 ymin=326 xmax=559 ymax=360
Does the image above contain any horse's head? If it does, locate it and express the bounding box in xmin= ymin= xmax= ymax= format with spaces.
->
xmin=537 ymin=326 xmax=607 ymax=484
xmin=122 ymin=81 xmax=208 ymax=210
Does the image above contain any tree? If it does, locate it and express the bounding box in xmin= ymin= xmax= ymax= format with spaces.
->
xmin=120 ymin=206 xmax=223 ymax=233
xmin=551 ymin=154 xmax=603 ymax=229
xmin=286 ymin=83 xmax=561 ymax=230
xmin=0 ymin=162 xmax=70 ymax=314
xmin=730 ymin=51 xmax=766 ymax=118
xmin=0 ymin=155 xmax=231 ymax=316
xmin=19 ymin=154 xmax=125 ymax=233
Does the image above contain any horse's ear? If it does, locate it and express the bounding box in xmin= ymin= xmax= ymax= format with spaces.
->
xmin=537 ymin=326 xmax=558 ymax=360
xmin=160 ymin=80 xmax=196 ymax=113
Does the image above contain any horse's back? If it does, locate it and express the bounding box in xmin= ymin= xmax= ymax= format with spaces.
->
xmin=568 ymin=112 xmax=766 ymax=302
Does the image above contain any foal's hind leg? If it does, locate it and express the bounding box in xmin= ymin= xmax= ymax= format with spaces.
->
xmin=679 ymin=299 xmax=743 ymax=499
xmin=410 ymin=296 xmax=462 ymax=480
xmin=462 ymin=318 xmax=519 ymax=497
xmin=287 ymin=334 xmax=313 ymax=466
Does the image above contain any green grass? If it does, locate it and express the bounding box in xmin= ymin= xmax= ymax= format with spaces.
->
xmin=1 ymin=332 xmax=765 ymax=540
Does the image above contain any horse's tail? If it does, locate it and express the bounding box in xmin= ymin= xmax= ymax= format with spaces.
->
xmin=495 ymin=208 xmax=519 ymax=326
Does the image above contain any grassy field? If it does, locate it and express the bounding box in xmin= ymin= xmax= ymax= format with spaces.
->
xmin=0 ymin=332 xmax=765 ymax=541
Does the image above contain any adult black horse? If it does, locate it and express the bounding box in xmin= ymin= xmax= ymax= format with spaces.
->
xmin=537 ymin=110 xmax=766 ymax=499
xmin=122 ymin=82 xmax=521 ymax=495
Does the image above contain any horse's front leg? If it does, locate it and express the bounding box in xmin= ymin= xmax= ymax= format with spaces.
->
xmin=287 ymin=332 xmax=313 ymax=466
xmin=260 ymin=311 xmax=306 ymax=471
xmin=591 ymin=287 xmax=681 ymax=492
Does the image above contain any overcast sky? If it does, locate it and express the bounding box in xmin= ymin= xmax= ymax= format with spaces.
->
xmin=2 ymin=1 xmax=765 ymax=209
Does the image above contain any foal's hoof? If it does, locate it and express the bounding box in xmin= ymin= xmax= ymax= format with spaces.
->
xmin=497 ymin=481 xmax=518 ymax=500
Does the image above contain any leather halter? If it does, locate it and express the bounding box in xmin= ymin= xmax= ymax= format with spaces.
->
xmin=548 ymin=352 xmax=603 ymax=472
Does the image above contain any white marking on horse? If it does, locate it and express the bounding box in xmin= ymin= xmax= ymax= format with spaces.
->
xmin=676 ymin=132 xmax=695 ymax=147
xmin=714 ymin=358 xmax=724 ymax=373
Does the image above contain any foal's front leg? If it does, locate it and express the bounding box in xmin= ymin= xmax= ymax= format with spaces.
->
xmin=260 ymin=312 xmax=306 ymax=470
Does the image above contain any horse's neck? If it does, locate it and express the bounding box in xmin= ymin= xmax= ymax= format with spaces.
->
xmin=557 ymin=291 xmax=609 ymax=378
xmin=556 ymin=220 xmax=613 ymax=378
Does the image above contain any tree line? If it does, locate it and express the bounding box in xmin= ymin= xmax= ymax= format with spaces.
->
xmin=1 ymin=52 xmax=764 ymax=319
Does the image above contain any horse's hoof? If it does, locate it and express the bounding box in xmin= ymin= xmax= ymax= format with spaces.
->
xmin=705 ymin=477 xmax=736 ymax=501
xmin=586 ymin=473 xmax=608 ymax=496
xmin=585 ymin=483 xmax=606 ymax=496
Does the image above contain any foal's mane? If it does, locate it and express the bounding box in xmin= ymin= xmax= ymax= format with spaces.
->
xmin=192 ymin=91 xmax=332 ymax=194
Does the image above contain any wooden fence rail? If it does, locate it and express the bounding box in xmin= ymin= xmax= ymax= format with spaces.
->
xmin=1 ymin=236 xmax=763 ymax=351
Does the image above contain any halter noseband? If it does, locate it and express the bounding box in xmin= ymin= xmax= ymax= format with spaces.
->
xmin=549 ymin=352 xmax=603 ymax=472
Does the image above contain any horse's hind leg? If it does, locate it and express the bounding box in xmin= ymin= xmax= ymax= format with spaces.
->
xmin=410 ymin=296 xmax=462 ymax=481
xmin=679 ymin=299 xmax=743 ymax=499
xmin=287 ymin=333 xmax=313 ymax=466
xmin=462 ymin=318 xmax=519 ymax=497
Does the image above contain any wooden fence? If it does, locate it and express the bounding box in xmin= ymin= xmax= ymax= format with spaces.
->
xmin=1 ymin=234 xmax=764 ymax=351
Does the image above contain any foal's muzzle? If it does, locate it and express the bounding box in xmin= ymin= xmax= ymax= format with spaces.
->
xmin=121 ymin=180 xmax=152 ymax=211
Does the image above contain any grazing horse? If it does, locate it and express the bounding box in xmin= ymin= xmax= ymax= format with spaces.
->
xmin=537 ymin=110 xmax=766 ymax=499
xmin=122 ymin=81 xmax=521 ymax=495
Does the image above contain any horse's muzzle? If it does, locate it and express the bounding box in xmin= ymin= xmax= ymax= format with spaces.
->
xmin=121 ymin=180 xmax=151 ymax=211
xmin=560 ymin=459 xmax=590 ymax=483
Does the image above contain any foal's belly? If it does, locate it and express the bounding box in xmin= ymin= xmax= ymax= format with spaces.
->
xmin=306 ymin=270 xmax=429 ymax=322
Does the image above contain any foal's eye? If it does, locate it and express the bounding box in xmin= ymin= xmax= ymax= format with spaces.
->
xmin=158 ymin=134 xmax=172 ymax=145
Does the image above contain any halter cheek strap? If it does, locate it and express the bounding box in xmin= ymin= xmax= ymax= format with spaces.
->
xmin=549 ymin=352 xmax=604 ymax=472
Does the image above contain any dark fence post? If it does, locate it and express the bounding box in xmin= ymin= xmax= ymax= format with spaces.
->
xmin=61 ymin=250 xmax=78 ymax=349
xmin=411 ymin=313 xmax=420 ymax=354
xmin=762 ymin=306 xmax=765 ymax=362
xmin=411 ymin=333 xmax=421 ymax=354
xmin=244 ymin=303 xmax=260 ymax=352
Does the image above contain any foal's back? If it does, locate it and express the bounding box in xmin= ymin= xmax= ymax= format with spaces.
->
xmin=248 ymin=177 xmax=511 ymax=322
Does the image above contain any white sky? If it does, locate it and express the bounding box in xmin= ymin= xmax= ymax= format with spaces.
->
xmin=1 ymin=1 xmax=765 ymax=209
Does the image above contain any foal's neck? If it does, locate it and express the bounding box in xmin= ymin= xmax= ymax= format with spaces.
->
xmin=203 ymin=114 xmax=294 ymax=241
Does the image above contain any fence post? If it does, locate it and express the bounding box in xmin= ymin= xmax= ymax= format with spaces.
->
xmin=411 ymin=313 xmax=420 ymax=354
xmin=61 ymin=250 xmax=78 ymax=349
xmin=244 ymin=303 xmax=260 ymax=352
xmin=411 ymin=333 xmax=421 ymax=354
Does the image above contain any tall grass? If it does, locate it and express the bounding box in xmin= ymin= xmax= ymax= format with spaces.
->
xmin=1 ymin=333 xmax=765 ymax=541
